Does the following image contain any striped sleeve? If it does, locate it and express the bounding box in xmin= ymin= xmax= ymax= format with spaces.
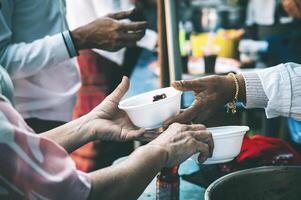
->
xmin=0 ymin=100 xmax=91 ymax=199
xmin=243 ymin=63 xmax=301 ymax=121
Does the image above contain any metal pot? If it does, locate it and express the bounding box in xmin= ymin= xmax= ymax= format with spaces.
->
xmin=205 ymin=166 xmax=301 ymax=200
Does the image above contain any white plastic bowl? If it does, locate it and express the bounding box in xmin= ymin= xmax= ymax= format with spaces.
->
xmin=118 ymin=87 xmax=182 ymax=129
xmin=192 ymin=126 xmax=250 ymax=165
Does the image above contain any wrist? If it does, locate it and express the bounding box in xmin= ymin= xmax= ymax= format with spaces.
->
xmin=76 ymin=114 xmax=98 ymax=142
xmin=70 ymin=28 xmax=87 ymax=51
xmin=218 ymin=75 xmax=236 ymax=104
xmin=143 ymin=143 xmax=169 ymax=168
xmin=219 ymin=74 xmax=246 ymax=104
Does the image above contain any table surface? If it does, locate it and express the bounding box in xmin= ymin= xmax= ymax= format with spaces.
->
xmin=138 ymin=159 xmax=206 ymax=200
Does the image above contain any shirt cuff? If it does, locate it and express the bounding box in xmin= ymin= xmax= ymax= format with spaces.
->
xmin=241 ymin=72 xmax=268 ymax=108
xmin=62 ymin=30 xmax=79 ymax=58
xmin=258 ymin=64 xmax=292 ymax=119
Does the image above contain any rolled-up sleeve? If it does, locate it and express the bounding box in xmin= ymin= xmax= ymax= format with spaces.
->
xmin=0 ymin=100 xmax=91 ymax=199
xmin=0 ymin=5 xmax=70 ymax=79
xmin=242 ymin=63 xmax=301 ymax=121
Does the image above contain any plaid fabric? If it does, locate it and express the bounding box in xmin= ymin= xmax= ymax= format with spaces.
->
xmin=71 ymin=50 xmax=132 ymax=172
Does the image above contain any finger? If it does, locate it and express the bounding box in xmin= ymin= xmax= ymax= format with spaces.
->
xmin=183 ymin=124 xmax=206 ymax=132
xmin=117 ymin=41 xmax=137 ymax=48
xmin=172 ymin=79 xmax=202 ymax=91
xmin=126 ymin=128 xmax=146 ymax=141
xmin=119 ymin=31 xmax=145 ymax=42
xmin=107 ymin=76 xmax=129 ymax=103
xmin=137 ymin=131 xmax=159 ymax=142
xmin=120 ymin=21 xmax=148 ymax=31
xmin=164 ymin=110 xmax=193 ymax=126
xmin=107 ymin=9 xmax=135 ymax=20
xmin=192 ymin=131 xmax=214 ymax=157
xmin=195 ymin=142 xmax=210 ymax=163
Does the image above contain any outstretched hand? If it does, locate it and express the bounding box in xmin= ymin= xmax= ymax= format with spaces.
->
xmin=87 ymin=77 xmax=158 ymax=142
xmin=165 ymin=75 xmax=238 ymax=125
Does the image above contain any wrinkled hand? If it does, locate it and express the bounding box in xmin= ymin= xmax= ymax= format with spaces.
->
xmin=148 ymin=123 xmax=214 ymax=167
xmin=85 ymin=77 xmax=158 ymax=142
xmin=72 ymin=9 xmax=147 ymax=52
xmin=165 ymin=75 xmax=237 ymax=125
xmin=282 ymin=0 xmax=301 ymax=18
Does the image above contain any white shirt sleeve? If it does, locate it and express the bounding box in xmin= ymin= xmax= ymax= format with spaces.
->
xmin=242 ymin=63 xmax=301 ymax=121
xmin=0 ymin=8 xmax=70 ymax=79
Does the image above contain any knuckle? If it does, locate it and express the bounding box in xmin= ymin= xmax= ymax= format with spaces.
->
xmin=170 ymin=123 xmax=180 ymax=129
xmin=199 ymin=124 xmax=206 ymax=129
xmin=180 ymin=125 xmax=189 ymax=132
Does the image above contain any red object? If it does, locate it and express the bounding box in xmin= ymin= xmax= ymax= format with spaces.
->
xmin=219 ymin=135 xmax=301 ymax=173
xmin=156 ymin=167 xmax=180 ymax=200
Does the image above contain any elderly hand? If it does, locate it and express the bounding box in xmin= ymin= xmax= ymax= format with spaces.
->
xmin=85 ymin=77 xmax=158 ymax=142
xmin=165 ymin=75 xmax=246 ymax=125
xmin=71 ymin=9 xmax=147 ymax=52
xmin=148 ymin=123 xmax=214 ymax=167
xmin=282 ymin=0 xmax=301 ymax=18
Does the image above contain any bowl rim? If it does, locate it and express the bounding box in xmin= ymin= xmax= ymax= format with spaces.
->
xmin=208 ymin=126 xmax=250 ymax=137
xmin=118 ymin=87 xmax=182 ymax=111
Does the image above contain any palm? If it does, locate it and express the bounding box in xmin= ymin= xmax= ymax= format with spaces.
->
xmin=94 ymin=98 xmax=142 ymax=141
xmin=89 ymin=77 xmax=157 ymax=142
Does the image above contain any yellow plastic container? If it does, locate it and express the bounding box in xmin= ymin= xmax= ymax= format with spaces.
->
xmin=190 ymin=29 xmax=242 ymax=59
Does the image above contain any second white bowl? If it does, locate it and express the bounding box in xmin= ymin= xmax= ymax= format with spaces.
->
xmin=192 ymin=126 xmax=250 ymax=165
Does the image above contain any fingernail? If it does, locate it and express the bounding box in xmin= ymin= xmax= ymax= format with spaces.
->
xmin=198 ymin=155 xmax=207 ymax=163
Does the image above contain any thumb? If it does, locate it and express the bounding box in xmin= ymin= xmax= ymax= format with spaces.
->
xmin=107 ymin=9 xmax=135 ymax=20
xmin=107 ymin=76 xmax=130 ymax=103
xmin=172 ymin=79 xmax=201 ymax=92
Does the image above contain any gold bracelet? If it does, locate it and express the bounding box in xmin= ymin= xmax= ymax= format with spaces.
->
xmin=227 ymin=73 xmax=239 ymax=114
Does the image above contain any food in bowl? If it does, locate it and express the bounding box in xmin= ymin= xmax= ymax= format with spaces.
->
xmin=192 ymin=126 xmax=249 ymax=165
xmin=118 ymin=87 xmax=182 ymax=129
xmin=153 ymin=93 xmax=167 ymax=102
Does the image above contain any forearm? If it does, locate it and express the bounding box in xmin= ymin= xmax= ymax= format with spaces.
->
xmin=88 ymin=145 xmax=167 ymax=200
xmin=40 ymin=115 xmax=94 ymax=153
xmin=0 ymin=33 xmax=71 ymax=79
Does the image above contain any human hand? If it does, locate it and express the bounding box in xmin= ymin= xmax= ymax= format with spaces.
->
xmin=85 ymin=77 xmax=159 ymax=142
xmin=282 ymin=0 xmax=301 ymax=18
xmin=165 ymin=75 xmax=245 ymax=125
xmin=148 ymin=123 xmax=214 ymax=167
xmin=71 ymin=9 xmax=147 ymax=52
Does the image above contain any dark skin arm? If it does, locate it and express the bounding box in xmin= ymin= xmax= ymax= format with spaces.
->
xmin=71 ymin=9 xmax=148 ymax=52
xmin=166 ymin=74 xmax=246 ymax=124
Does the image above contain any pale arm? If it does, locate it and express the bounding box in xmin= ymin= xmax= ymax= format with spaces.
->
xmin=40 ymin=115 xmax=94 ymax=153
xmin=88 ymin=145 xmax=167 ymax=200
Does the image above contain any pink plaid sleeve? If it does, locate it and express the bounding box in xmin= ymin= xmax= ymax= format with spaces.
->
xmin=0 ymin=100 xmax=91 ymax=199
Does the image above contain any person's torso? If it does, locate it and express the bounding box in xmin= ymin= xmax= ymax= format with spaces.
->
xmin=8 ymin=0 xmax=80 ymax=121
xmin=11 ymin=0 xmax=67 ymax=43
